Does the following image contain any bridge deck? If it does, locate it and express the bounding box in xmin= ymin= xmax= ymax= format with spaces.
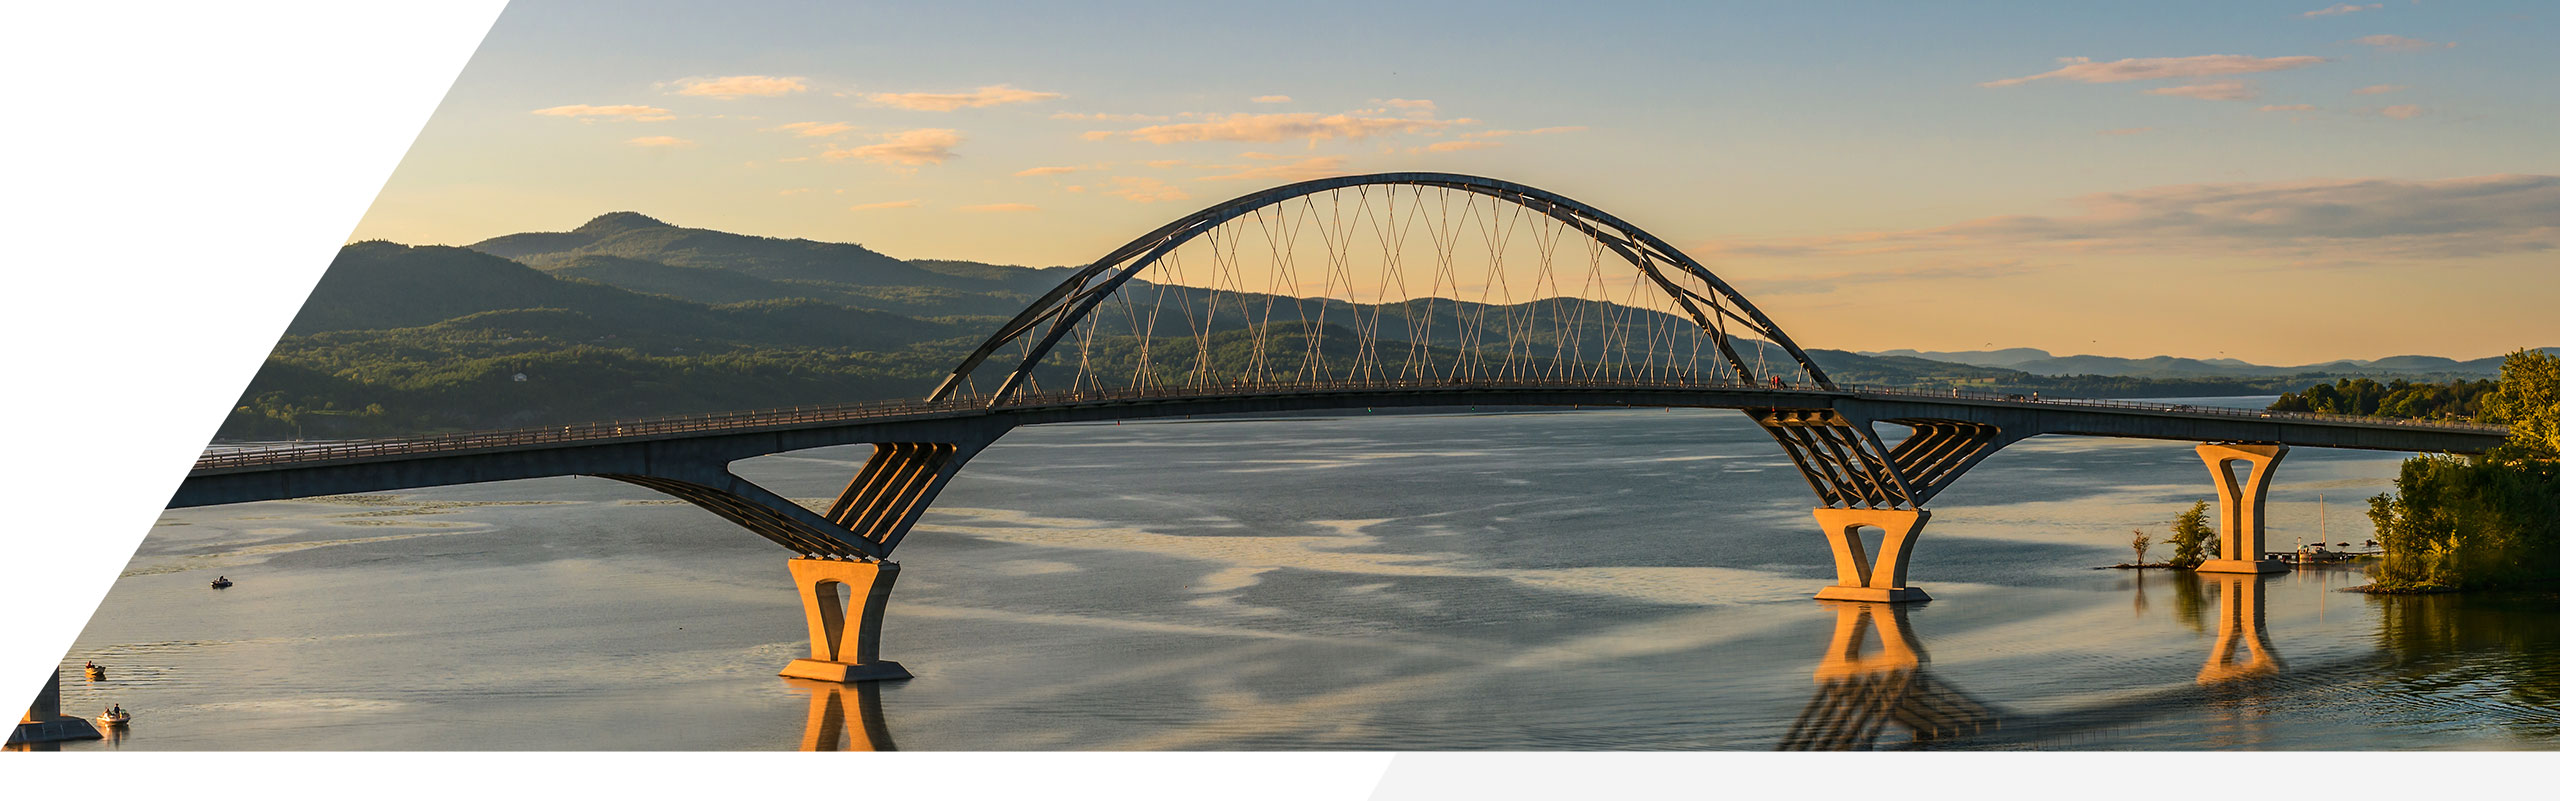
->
xmin=186 ymin=378 xmax=2503 ymax=478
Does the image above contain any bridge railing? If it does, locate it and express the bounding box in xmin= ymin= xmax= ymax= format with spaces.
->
xmin=190 ymin=376 xmax=2506 ymax=471
xmin=1831 ymin=382 xmax=2507 ymax=432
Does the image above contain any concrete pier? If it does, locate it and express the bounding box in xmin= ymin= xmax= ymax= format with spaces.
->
xmin=2193 ymin=443 xmax=2292 ymax=575
xmin=1811 ymin=508 xmax=1932 ymax=603
xmin=8 ymin=670 xmax=102 ymax=749
xmin=778 ymin=558 xmax=913 ymax=683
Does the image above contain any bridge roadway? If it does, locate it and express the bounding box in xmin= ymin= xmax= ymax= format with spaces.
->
xmin=167 ymin=377 xmax=2504 ymax=682
xmin=176 ymin=377 xmax=2500 ymax=509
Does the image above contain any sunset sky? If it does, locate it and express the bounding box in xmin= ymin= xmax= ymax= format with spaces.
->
xmin=350 ymin=0 xmax=2559 ymax=365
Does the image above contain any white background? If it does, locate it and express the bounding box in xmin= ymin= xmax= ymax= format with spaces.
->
xmin=0 ymin=2 xmax=2540 ymax=796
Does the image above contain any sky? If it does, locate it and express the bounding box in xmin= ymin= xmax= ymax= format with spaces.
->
xmin=348 ymin=0 xmax=2559 ymax=365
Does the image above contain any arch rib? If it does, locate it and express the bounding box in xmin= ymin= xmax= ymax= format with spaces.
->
xmin=925 ymin=173 xmax=1834 ymax=406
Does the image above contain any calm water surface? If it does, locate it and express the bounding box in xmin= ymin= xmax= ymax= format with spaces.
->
xmin=38 ymin=397 xmax=2560 ymax=750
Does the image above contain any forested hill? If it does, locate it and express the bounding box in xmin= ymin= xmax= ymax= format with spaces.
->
xmin=218 ymin=213 xmax=2523 ymax=440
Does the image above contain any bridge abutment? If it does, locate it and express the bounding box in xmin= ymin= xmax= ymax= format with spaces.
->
xmin=1811 ymin=508 xmax=1933 ymax=603
xmin=2193 ymin=443 xmax=2291 ymax=575
xmin=779 ymin=558 xmax=912 ymax=683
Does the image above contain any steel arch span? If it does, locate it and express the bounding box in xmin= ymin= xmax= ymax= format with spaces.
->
xmin=927 ymin=172 xmax=1836 ymax=406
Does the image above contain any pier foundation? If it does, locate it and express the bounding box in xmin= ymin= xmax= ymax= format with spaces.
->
xmin=2193 ymin=443 xmax=2291 ymax=575
xmin=8 ymin=670 xmax=102 ymax=749
xmin=1811 ymin=508 xmax=1932 ymax=603
xmin=778 ymin=558 xmax=912 ymax=683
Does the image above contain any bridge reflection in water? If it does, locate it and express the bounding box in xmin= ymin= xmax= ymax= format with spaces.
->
xmin=1779 ymin=602 xmax=2000 ymax=750
xmin=1780 ymin=575 xmax=2290 ymax=751
xmin=787 ymin=678 xmax=896 ymax=751
xmin=2197 ymin=574 xmax=2282 ymax=685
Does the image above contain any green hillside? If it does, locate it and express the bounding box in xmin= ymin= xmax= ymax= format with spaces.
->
xmin=224 ymin=213 xmax=2512 ymax=440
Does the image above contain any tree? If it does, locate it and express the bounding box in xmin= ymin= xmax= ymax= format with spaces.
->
xmin=2131 ymin=529 xmax=2152 ymax=567
xmin=2484 ymin=348 xmax=2560 ymax=457
xmin=2167 ymin=500 xmax=2216 ymax=567
xmin=2365 ymin=348 xmax=2560 ymax=591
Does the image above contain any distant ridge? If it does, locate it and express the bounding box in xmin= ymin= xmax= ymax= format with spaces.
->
xmin=1855 ymin=346 xmax=2556 ymax=378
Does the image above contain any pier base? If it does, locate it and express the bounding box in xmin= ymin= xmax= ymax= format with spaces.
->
xmin=779 ymin=558 xmax=912 ymax=683
xmin=1811 ymin=508 xmax=1932 ymax=604
xmin=8 ymin=671 xmax=102 ymax=749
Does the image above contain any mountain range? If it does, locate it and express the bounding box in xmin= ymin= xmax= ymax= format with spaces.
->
xmin=223 ymin=212 xmax=2539 ymax=438
xmin=1860 ymin=347 xmax=2543 ymax=379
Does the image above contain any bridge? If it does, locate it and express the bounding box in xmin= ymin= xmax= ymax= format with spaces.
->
xmin=167 ymin=173 xmax=2505 ymax=685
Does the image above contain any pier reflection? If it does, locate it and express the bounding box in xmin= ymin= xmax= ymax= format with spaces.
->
xmin=786 ymin=678 xmax=897 ymax=751
xmin=1779 ymin=601 xmax=2000 ymax=750
xmin=2196 ymin=574 xmax=2281 ymax=685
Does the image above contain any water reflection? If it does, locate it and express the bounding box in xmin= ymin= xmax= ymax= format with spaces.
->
xmin=2198 ymin=574 xmax=2283 ymax=685
xmin=1779 ymin=601 xmax=2001 ymax=750
xmin=787 ymin=679 xmax=897 ymax=751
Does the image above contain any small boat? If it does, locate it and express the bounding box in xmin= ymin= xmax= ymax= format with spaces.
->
xmin=96 ymin=711 xmax=130 ymax=727
xmin=84 ymin=664 xmax=105 ymax=681
xmin=210 ymin=577 xmax=233 ymax=589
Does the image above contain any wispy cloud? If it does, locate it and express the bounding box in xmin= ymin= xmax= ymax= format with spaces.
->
xmin=2352 ymin=84 xmax=2407 ymax=95
xmin=626 ymin=135 xmax=695 ymax=148
xmin=2354 ymin=34 xmax=2451 ymax=52
xmin=822 ymin=128 xmax=961 ymax=166
xmin=1051 ymin=111 xmax=1172 ymax=122
xmin=773 ymin=121 xmax=855 ymax=138
xmin=1701 ymin=174 xmax=2560 ymax=263
xmin=1094 ymin=112 xmax=1463 ymax=144
xmin=669 ymin=75 xmax=808 ymax=98
xmin=1014 ymin=164 xmax=1101 ymax=177
xmin=1744 ymin=262 xmax=2037 ymax=296
xmin=1251 ymin=95 xmax=1292 ymax=104
xmin=2380 ymin=104 xmax=2425 ymax=119
xmin=1418 ymin=140 xmax=1501 ymax=153
xmin=849 ymin=199 xmax=920 ymax=211
xmin=1104 ymin=176 xmax=1190 ymax=203
xmin=2097 ymin=127 xmax=2154 ymax=136
xmin=867 ymin=85 xmax=1061 ymax=111
xmin=2259 ymin=104 xmax=2317 ymax=111
xmin=2300 ymin=3 xmax=2378 ymax=18
xmin=531 ymin=104 xmax=675 ymax=122
xmin=2143 ymin=81 xmax=2258 ymax=101
xmin=1460 ymin=126 xmax=1588 ymax=140
xmin=1982 ymin=55 xmax=2324 ymax=87
xmin=1197 ymin=155 xmax=1350 ymax=182
xmin=959 ymin=203 xmax=1039 ymax=213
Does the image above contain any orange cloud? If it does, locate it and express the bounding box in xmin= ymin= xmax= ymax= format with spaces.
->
xmin=1105 ymin=176 xmax=1190 ymax=203
xmin=626 ymin=136 xmax=695 ymax=148
xmin=1983 ymin=55 xmax=2324 ymax=87
xmin=2300 ymin=3 xmax=2377 ymax=18
xmin=867 ymin=85 xmax=1061 ymax=111
xmin=2354 ymin=35 xmax=2451 ymax=52
xmin=1014 ymin=164 xmax=1100 ymax=177
xmin=774 ymin=121 xmax=855 ymax=138
xmin=1099 ymin=113 xmax=1461 ymax=144
xmin=959 ymin=203 xmax=1039 ymax=213
xmin=1251 ymin=95 xmax=1292 ymax=104
xmin=849 ymin=199 xmax=920 ymax=211
xmin=822 ymin=129 xmax=961 ymax=166
xmin=2142 ymin=81 xmax=2257 ymax=101
xmin=1197 ymin=155 xmax=1349 ymax=182
xmin=1419 ymin=140 xmax=1501 ymax=153
xmin=531 ymin=104 xmax=674 ymax=122
xmin=670 ymin=75 xmax=808 ymax=98
xmin=2352 ymin=84 xmax=2406 ymax=95
xmin=2380 ymin=104 xmax=2425 ymax=119
xmin=2258 ymin=104 xmax=2316 ymax=112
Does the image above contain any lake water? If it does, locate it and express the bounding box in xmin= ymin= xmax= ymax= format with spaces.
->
xmin=35 ymin=397 xmax=2560 ymax=750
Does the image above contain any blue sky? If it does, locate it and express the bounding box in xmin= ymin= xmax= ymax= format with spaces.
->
xmin=351 ymin=0 xmax=2559 ymax=363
